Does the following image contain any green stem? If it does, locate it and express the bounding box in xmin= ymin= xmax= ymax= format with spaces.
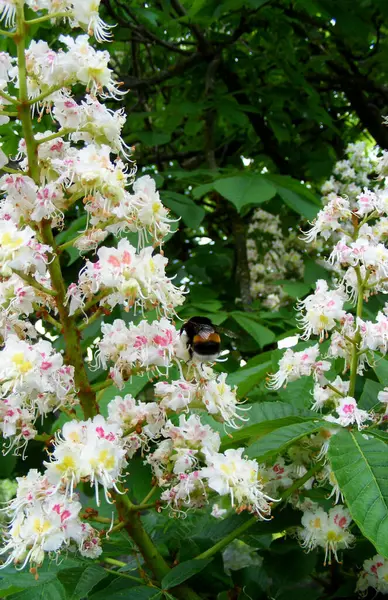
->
xmin=1 ymin=166 xmax=22 ymax=174
xmin=129 ymin=501 xmax=157 ymax=512
xmin=349 ymin=266 xmax=364 ymax=398
xmin=279 ymin=461 xmax=323 ymax=502
xmin=102 ymin=567 xmax=147 ymax=584
xmin=86 ymin=516 xmax=116 ymax=525
xmin=325 ymin=382 xmax=345 ymax=398
xmin=35 ymin=127 xmax=76 ymax=145
xmin=140 ymin=485 xmax=159 ymax=506
xmin=38 ymin=309 xmax=62 ymax=331
xmin=57 ymin=234 xmax=83 ymax=252
xmin=0 ymin=29 xmax=15 ymax=38
xmin=26 ymin=11 xmax=72 ymax=25
xmin=109 ymin=521 xmax=128 ymax=534
xmin=78 ymin=307 xmax=105 ymax=331
xmin=72 ymin=289 xmax=112 ymax=320
xmin=0 ymin=89 xmax=18 ymax=105
xmin=195 ymin=516 xmax=257 ymax=561
xmin=91 ymin=379 xmax=113 ymax=393
xmin=105 ymin=557 xmax=127 ymax=567
xmin=41 ymin=222 xmax=99 ymax=419
xmin=28 ymin=83 xmax=69 ymax=106
xmin=15 ymin=6 xmax=38 ymax=180
xmin=34 ymin=433 xmax=52 ymax=442
xmin=115 ymin=494 xmax=201 ymax=600
xmin=12 ymin=268 xmax=57 ymax=297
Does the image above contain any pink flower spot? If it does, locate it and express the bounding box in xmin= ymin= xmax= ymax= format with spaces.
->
xmin=134 ymin=335 xmax=147 ymax=348
xmin=61 ymin=510 xmax=71 ymax=523
xmin=108 ymin=255 xmax=120 ymax=268
xmin=96 ymin=426 xmax=105 ymax=438
xmin=273 ymin=464 xmax=284 ymax=474
xmin=334 ymin=515 xmax=347 ymax=528
xmin=122 ymin=251 xmax=131 ymax=265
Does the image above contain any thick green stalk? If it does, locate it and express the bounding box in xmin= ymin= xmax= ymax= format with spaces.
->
xmin=40 ymin=222 xmax=99 ymax=419
xmin=115 ymin=494 xmax=202 ymax=600
xmin=15 ymin=4 xmax=98 ymax=420
xmin=195 ymin=516 xmax=257 ymax=561
xmin=349 ymin=266 xmax=364 ymax=398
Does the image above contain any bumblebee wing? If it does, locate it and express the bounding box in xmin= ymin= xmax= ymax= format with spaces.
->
xmin=216 ymin=326 xmax=238 ymax=339
xmin=196 ymin=324 xmax=216 ymax=339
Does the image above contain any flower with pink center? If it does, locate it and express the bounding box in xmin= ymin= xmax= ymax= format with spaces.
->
xmin=325 ymin=396 xmax=370 ymax=429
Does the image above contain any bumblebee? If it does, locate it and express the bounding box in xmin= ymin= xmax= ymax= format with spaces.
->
xmin=180 ymin=316 xmax=235 ymax=363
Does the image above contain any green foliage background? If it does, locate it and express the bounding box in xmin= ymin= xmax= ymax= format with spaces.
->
xmin=2 ymin=0 xmax=388 ymax=598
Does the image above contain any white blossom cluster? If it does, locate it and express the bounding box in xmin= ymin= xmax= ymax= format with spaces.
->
xmin=0 ymin=470 xmax=101 ymax=570
xmin=96 ymin=318 xmax=179 ymax=387
xmin=1 ymin=1 xmax=112 ymax=42
xmin=246 ymin=208 xmax=304 ymax=308
xmin=298 ymin=505 xmax=354 ymax=565
xmin=260 ymin=139 xmax=388 ymax=574
xmin=357 ymin=554 xmax=388 ymax=595
xmin=321 ymin=141 xmax=380 ymax=208
xmin=66 ymin=238 xmax=185 ymax=316
xmin=0 ymin=335 xmax=75 ymax=452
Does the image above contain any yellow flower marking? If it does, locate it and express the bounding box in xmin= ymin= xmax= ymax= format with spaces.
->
xmin=33 ymin=519 xmax=51 ymax=535
xmin=56 ymin=455 xmax=76 ymax=473
xmin=12 ymin=353 xmax=33 ymax=374
xmin=98 ymin=449 xmax=115 ymax=470
xmin=1 ymin=232 xmax=23 ymax=249
xmin=312 ymin=517 xmax=321 ymax=529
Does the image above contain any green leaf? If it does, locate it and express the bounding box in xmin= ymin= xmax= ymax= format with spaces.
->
xmin=55 ymin=214 xmax=87 ymax=246
xmin=221 ymin=401 xmax=320 ymax=449
xmin=275 ymin=185 xmax=319 ymax=219
xmin=94 ymin=585 xmax=161 ymax=599
xmin=278 ymin=377 xmax=314 ymax=410
xmin=265 ymin=174 xmax=321 ymax=206
xmin=191 ymin=182 xmax=215 ymax=199
xmin=10 ymin=580 xmax=66 ymax=600
xmin=213 ymin=175 xmax=276 ymax=212
xmin=230 ymin=312 xmax=275 ymax=348
xmin=274 ymin=281 xmax=311 ymax=298
xmin=137 ymin=131 xmax=171 ymax=146
xmin=0 ymin=441 xmax=16 ymax=477
xmin=190 ymin=299 xmax=223 ymax=313
xmin=161 ymin=558 xmax=213 ymax=589
xmin=245 ymin=420 xmax=323 ymax=461
xmin=369 ymin=430 xmax=388 ymax=443
xmin=373 ymin=355 xmax=388 ymax=386
xmin=57 ymin=565 xmax=107 ymax=600
xmin=265 ymin=175 xmax=320 ymax=219
xmin=161 ymin=191 xmax=205 ymax=228
xmin=89 ymin=578 xmax=140 ymax=600
xmin=0 ymin=586 xmax=24 ymax=597
xmin=303 ymin=259 xmax=330 ymax=285
xmin=328 ymin=429 xmax=388 ymax=557
xmin=359 ymin=379 xmax=384 ymax=411
xmin=226 ymin=350 xmax=273 ymax=391
xmin=0 ymin=571 xmax=57 ymax=591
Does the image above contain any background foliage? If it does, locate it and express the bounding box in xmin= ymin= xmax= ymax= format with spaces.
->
xmin=2 ymin=0 xmax=388 ymax=598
